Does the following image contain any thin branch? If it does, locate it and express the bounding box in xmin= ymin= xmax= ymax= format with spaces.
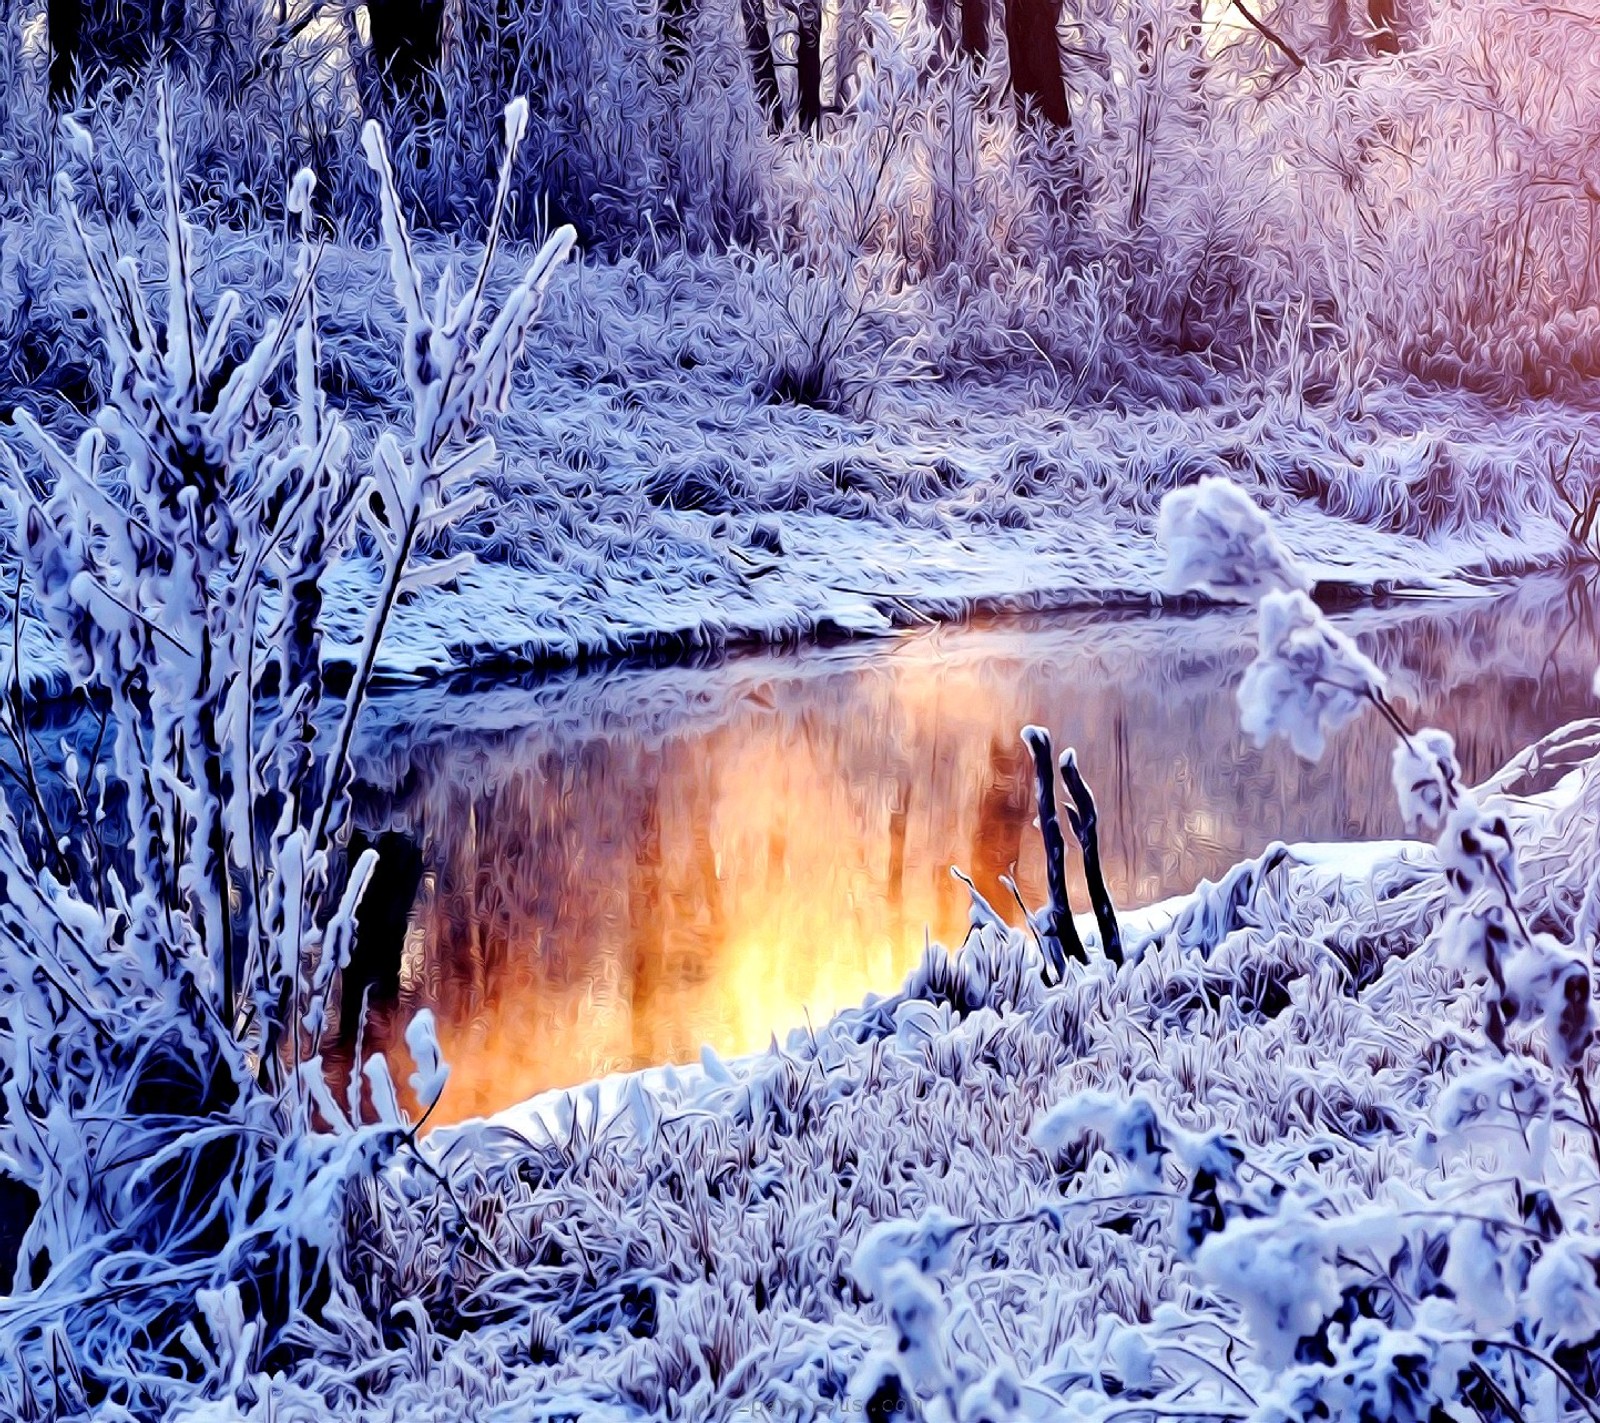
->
xmin=1227 ymin=0 xmax=1305 ymax=69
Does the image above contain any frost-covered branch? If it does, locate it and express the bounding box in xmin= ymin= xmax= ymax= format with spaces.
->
xmin=1140 ymin=473 xmax=1600 ymax=1415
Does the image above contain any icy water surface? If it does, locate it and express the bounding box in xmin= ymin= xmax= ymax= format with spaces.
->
xmin=347 ymin=580 xmax=1600 ymax=1122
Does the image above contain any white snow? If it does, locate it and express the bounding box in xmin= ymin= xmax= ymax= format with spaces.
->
xmin=1237 ymin=588 xmax=1388 ymax=759
xmin=1156 ymin=474 xmax=1311 ymax=603
xmin=1391 ymin=726 xmax=1460 ymax=830
xmin=5 ymin=2 xmax=1600 ymax=1414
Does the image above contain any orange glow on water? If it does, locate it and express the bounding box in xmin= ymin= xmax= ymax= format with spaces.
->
xmin=351 ymin=590 xmax=1600 ymax=1124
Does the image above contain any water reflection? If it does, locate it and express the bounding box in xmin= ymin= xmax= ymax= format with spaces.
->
xmin=347 ymin=580 xmax=1600 ymax=1122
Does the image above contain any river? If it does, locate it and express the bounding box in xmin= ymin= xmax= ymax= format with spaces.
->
xmin=345 ymin=578 xmax=1600 ymax=1122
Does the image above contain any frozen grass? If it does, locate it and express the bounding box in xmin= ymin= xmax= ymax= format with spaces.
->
xmin=7 ymin=0 xmax=1600 ymax=681
xmin=185 ymin=494 xmax=1598 ymax=1423
xmin=1 ymin=211 xmax=1591 ymax=694
xmin=7 ymin=0 xmax=1600 ymax=698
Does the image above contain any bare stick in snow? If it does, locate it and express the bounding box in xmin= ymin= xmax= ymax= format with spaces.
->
xmin=1022 ymin=725 xmax=1085 ymax=978
xmin=1061 ymin=748 xmax=1123 ymax=967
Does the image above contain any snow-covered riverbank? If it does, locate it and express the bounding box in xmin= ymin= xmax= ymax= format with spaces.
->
xmin=348 ymin=494 xmax=1566 ymax=683
xmin=330 ymin=357 xmax=1586 ymax=683
xmin=5 ymin=215 xmax=1590 ymax=694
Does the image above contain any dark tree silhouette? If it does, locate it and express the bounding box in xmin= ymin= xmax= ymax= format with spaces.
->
xmin=1004 ymin=0 xmax=1070 ymax=130
xmin=1367 ymin=0 xmax=1401 ymax=54
xmin=46 ymin=0 xmax=174 ymax=105
xmin=661 ymin=0 xmax=697 ymax=75
xmin=793 ymin=0 xmax=824 ymax=132
xmin=740 ymin=0 xmax=783 ymax=131
xmin=931 ymin=0 xmax=991 ymax=57
xmin=337 ymin=832 xmax=425 ymax=1047
xmin=46 ymin=0 xmax=82 ymax=104
xmin=1327 ymin=0 xmax=1403 ymax=58
xmin=961 ymin=0 xmax=991 ymax=57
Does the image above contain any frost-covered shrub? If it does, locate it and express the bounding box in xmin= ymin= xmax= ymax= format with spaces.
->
xmin=1392 ymin=726 xmax=1459 ymax=830
xmin=1159 ymin=480 xmax=1390 ymax=760
xmin=1238 ymin=588 xmax=1389 ymax=759
xmin=11 ymin=0 xmax=1600 ymax=428
xmin=0 ymin=87 xmax=573 ymax=1411
xmin=751 ymin=12 xmax=935 ymax=412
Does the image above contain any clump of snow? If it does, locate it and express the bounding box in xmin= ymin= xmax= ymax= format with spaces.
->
xmin=1238 ymin=589 xmax=1387 ymax=758
xmin=955 ymin=1365 xmax=1024 ymax=1423
xmin=851 ymin=1209 xmax=965 ymax=1297
xmin=1504 ymin=934 xmax=1594 ymax=1069
xmin=1392 ymin=727 xmax=1460 ymax=830
xmin=1418 ymin=1057 xmax=1553 ymax=1172
xmin=405 ymin=1010 xmax=451 ymax=1111
xmin=1032 ymin=1090 xmax=1169 ymax=1189
xmin=1440 ymin=1218 xmax=1519 ymax=1333
xmin=879 ymin=1261 xmax=950 ymax=1400
xmin=1437 ymin=895 xmax=1516 ymax=980
xmin=1193 ymin=1201 xmax=1343 ymax=1369
xmin=1438 ymin=792 xmax=1519 ymax=900
xmin=1526 ymin=1235 xmax=1600 ymax=1347
xmin=1157 ymin=476 xmax=1312 ymax=603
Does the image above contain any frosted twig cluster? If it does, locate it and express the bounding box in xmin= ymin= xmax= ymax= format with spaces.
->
xmin=0 ymin=87 xmax=573 ymax=1411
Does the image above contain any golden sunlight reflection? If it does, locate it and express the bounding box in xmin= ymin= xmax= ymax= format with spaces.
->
xmin=347 ymin=583 xmax=1600 ymax=1124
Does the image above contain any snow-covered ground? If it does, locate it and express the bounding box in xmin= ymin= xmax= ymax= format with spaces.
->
xmin=5 ymin=197 xmax=1599 ymax=1423
xmin=349 ymin=494 xmax=1564 ymax=683
xmin=10 ymin=394 xmax=1569 ymax=697
xmin=4 ymin=220 xmax=1589 ymax=696
xmin=238 ymin=493 xmax=1600 ymax=1423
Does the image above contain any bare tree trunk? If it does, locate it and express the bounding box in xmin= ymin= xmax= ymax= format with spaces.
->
xmin=960 ymin=0 xmax=990 ymax=58
xmin=1061 ymin=749 xmax=1122 ymax=967
xmin=795 ymin=0 xmax=823 ymax=132
xmin=1004 ymin=0 xmax=1070 ymax=131
xmin=363 ymin=0 xmax=444 ymax=181
xmin=1129 ymin=20 xmax=1153 ymax=228
xmin=1022 ymin=727 xmax=1086 ymax=979
xmin=1185 ymin=0 xmax=1206 ymax=76
xmin=343 ymin=0 xmax=385 ymax=121
xmin=1367 ymin=0 xmax=1400 ymax=53
xmin=740 ymin=0 xmax=782 ymax=131
xmin=46 ymin=0 xmax=81 ymax=104
xmin=336 ymin=833 xmax=423 ymax=1048
xmin=367 ymin=0 xmax=445 ymax=104
xmin=1325 ymin=0 xmax=1359 ymax=59
xmin=661 ymin=0 xmax=696 ymax=76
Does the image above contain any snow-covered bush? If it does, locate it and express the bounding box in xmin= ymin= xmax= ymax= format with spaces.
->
xmin=12 ymin=0 xmax=1600 ymax=430
xmin=1238 ymin=588 xmax=1388 ymax=759
xmin=752 ymin=12 xmax=935 ymax=412
xmin=0 ymin=86 xmax=573 ymax=1411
